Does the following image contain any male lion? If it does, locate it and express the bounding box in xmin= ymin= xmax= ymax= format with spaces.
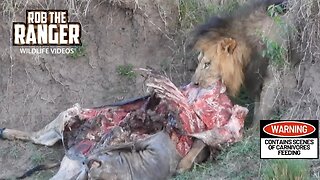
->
xmin=191 ymin=0 xmax=286 ymax=124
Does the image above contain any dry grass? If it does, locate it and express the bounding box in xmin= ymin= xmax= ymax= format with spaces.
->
xmin=1 ymin=0 xmax=318 ymax=179
xmin=274 ymin=0 xmax=320 ymax=120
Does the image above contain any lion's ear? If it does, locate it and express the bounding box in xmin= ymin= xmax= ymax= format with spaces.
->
xmin=220 ymin=38 xmax=237 ymax=54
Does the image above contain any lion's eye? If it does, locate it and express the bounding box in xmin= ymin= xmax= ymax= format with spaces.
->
xmin=204 ymin=62 xmax=210 ymax=69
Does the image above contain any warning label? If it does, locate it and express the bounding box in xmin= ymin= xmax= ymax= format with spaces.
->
xmin=260 ymin=120 xmax=319 ymax=159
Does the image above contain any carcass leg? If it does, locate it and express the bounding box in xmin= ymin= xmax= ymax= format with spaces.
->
xmin=0 ymin=103 xmax=82 ymax=146
xmin=176 ymin=139 xmax=207 ymax=173
xmin=0 ymin=128 xmax=32 ymax=141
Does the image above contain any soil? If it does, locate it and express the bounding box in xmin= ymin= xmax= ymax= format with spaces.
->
xmin=0 ymin=0 xmax=195 ymax=178
xmin=274 ymin=1 xmax=320 ymax=122
xmin=1 ymin=0 xmax=319 ymax=179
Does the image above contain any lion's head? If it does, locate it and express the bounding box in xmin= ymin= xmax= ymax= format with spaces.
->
xmin=191 ymin=37 xmax=252 ymax=96
xmin=189 ymin=0 xmax=281 ymax=97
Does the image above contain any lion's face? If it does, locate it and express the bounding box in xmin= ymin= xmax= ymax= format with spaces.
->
xmin=191 ymin=51 xmax=220 ymax=89
xmin=191 ymin=38 xmax=251 ymax=96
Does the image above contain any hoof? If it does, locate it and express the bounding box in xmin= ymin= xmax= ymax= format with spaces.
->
xmin=0 ymin=128 xmax=5 ymax=139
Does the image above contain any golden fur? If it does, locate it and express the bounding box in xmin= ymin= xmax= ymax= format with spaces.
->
xmin=192 ymin=37 xmax=252 ymax=96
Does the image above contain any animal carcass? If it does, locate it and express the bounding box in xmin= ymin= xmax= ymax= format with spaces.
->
xmin=0 ymin=70 xmax=248 ymax=179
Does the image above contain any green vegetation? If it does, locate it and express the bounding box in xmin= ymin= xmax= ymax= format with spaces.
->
xmin=261 ymin=35 xmax=287 ymax=69
xmin=267 ymin=4 xmax=285 ymax=18
xmin=268 ymin=4 xmax=297 ymax=38
xmin=8 ymin=146 xmax=21 ymax=159
xmin=174 ymin=124 xmax=313 ymax=180
xmin=69 ymin=44 xmax=86 ymax=59
xmin=178 ymin=0 xmax=206 ymax=29
xmin=218 ymin=133 xmax=260 ymax=161
xmin=178 ymin=0 xmax=239 ymax=29
xmin=116 ymin=64 xmax=137 ymax=80
xmin=263 ymin=4 xmax=288 ymax=69
xmin=218 ymin=1 xmax=240 ymax=14
xmin=0 ymin=146 xmax=22 ymax=160
xmin=30 ymin=152 xmax=45 ymax=165
xmin=173 ymin=162 xmax=214 ymax=180
xmin=174 ymin=128 xmax=312 ymax=179
xmin=174 ymin=132 xmax=261 ymax=180
xmin=263 ymin=159 xmax=310 ymax=180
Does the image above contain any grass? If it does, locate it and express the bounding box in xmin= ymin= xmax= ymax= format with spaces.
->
xmin=173 ymin=124 xmax=313 ymax=180
xmin=8 ymin=145 xmax=21 ymax=159
xmin=259 ymin=4 xmax=289 ymax=69
xmin=174 ymin=126 xmax=312 ymax=179
xmin=178 ymin=0 xmax=240 ymax=29
xmin=218 ymin=134 xmax=259 ymax=161
xmin=217 ymin=1 xmax=240 ymax=14
xmin=69 ymin=44 xmax=86 ymax=59
xmin=267 ymin=4 xmax=286 ymax=18
xmin=30 ymin=152 xmax=45 ymax=165
xmin=261 ymin=35 xmax=287 ymax=69
xmin=173 ymin=131 xmax=262 ymax=180
xmin=116 ymin=64 xmax=137 ymax=80
xmin=178 ymin=0 xmax=205 ymax=29
xmin=263 ymin=159 xmax=310 ymax=180
xmin=174 ymin=132 xmax=313 ymax=179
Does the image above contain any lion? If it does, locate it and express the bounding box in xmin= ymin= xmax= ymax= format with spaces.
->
xmin=191 ymin=0 xmax=286 ymax=124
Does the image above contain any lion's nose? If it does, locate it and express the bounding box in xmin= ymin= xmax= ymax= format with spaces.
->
xmin=191 ymin=75 xmax=200 ymax=86
xmin=193 ymin=81 xmax=199 ymax=86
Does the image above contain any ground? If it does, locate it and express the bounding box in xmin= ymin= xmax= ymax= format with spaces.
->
xmin=0 ymin=0 xmax=319 ymax=179
xmin=0 ymin=0 xmax=186 ymax=178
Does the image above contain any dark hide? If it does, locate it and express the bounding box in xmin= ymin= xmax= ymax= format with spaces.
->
xmin=87 ymin=132 xmax=181 ymax=180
